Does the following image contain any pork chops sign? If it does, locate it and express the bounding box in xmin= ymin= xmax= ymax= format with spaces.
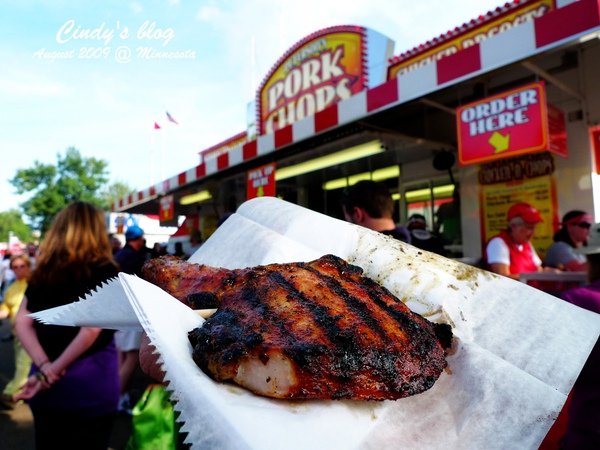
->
xmin=456 ymin=81 xmax=564 ymax=165
xmin=257 ymin=26 xmax=367 ymax=135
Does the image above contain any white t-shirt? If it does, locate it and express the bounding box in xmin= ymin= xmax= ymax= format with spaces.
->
xmin=486 ymin=236 xmax=542 ymax=267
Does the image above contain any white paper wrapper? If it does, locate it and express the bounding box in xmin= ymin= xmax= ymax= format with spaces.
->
xmin=32 ymin=197 xmax=600 ymax=450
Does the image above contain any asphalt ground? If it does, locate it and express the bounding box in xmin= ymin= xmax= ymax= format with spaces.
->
xmin=0 ymin=317 xmax=149 ymax=450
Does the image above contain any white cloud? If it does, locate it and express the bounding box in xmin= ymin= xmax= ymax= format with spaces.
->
xmin=196 ymin=5 xmax=222 ymax=22
xmin=129 ymin=1 xmax=143 ymax=15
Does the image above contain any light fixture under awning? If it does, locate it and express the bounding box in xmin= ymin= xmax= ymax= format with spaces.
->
xmin=322 ymin=165 xmax=400 ymax=191
xmin=392 ymin=184 xmax=455 ymax=202
xmin=275 ymin=140 xmax=384 ymax=181
xmin=180 ymin=190 xmax=212 ymax=205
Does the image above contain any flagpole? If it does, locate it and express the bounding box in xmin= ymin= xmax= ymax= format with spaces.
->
xmin=150 ymin=125 xmax=156 ymax=185
xmin=250 ymin=35 xmax=256 ymax=97
xmin=161 ymin=126 xmax=166 ymax=180
xmin=161 ymin=111 xmax=179 ymax=181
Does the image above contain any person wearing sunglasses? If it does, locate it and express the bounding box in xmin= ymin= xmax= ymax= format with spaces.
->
xmin=547 ymin=222 xmax=600 ymax=448
xmin=544 ymin=210 xmax=592 ymax=272
xmin=0 ymin=254 xmax=32 ymax=408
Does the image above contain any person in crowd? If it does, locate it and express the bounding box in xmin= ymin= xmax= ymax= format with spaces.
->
xmin=486 ymin=202 xmax=545 ymax=279
xmin=341 ymin=180 xmax=411 ymax=243
xmin=1 ymin=251 xmax=16 ymax=298
xmin=435 ymin=185 xmax=462 ymax=246
xmin=0 ymin=254 xmax=32 ymax=408
xmin=115 ymin=225 xmax=146 ymax=275
xmin=406 ymin=213 xmax=447 ymax=256
xmin=544 ymin=210 xmax=592 ymax=272
xmin=109 ymin=234 xmax=123 ymax=255
xmin=14 ymin=201 xmax=120 ymax=450
xmin=151 ymin=242 xmax=168 ymax=259
xmin=173 ymin=241 xmax=185 ymax=258
xmin=114 ymin=225 xmax=148 ymax=414
xmin=26 ymin=243 xmax=38 ymax=270
xmin=186 ymin=229 xmax=203 ymax=259
xmin=554 ymin=223 xmax=600 ymax=448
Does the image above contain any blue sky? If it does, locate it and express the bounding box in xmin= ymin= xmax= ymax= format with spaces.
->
xmin=1 ymin=0 xmax=503 ymax=210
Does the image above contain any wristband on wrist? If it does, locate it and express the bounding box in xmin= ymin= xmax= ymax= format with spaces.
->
xmin=35 ymin=371 xmax=48 ymax=383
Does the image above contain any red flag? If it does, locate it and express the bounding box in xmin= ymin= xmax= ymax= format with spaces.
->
xmin=166 ymin=111 xmax=178 ymax=124
xmin=154 ymin=122 xmax=161 ymax=129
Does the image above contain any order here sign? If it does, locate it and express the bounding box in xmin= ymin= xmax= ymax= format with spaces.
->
xmin=456 ymin=81 xmax=565 ymax=165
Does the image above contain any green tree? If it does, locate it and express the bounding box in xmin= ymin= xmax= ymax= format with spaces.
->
xmin=10 ymin=147 xmax=109 ymax=233
xmin=100 ymin=180 xmax=135 ymax=211
xmin=0 ymin=209 xmax=32 ymax=243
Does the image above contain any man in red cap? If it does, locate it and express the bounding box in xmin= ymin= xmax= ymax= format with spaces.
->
xmin=485 ymin=202 xmax=544 ymax=278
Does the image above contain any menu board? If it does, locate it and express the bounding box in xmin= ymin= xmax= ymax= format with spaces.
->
xmin=479 ymin=152 xmax=558 ymax=257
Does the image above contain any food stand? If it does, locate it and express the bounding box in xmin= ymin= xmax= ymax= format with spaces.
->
xmin=114 ymin=0 xmax=600 ymax=263
xmin=101 ymin=3 xmax=600 ymax=446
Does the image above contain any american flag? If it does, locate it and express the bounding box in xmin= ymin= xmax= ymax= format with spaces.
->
xmin=166 ymin=111 xmax=179 ymax=125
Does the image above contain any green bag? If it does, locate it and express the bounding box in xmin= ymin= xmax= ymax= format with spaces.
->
xmin=125 ymin=384 xmax=178 ymax=450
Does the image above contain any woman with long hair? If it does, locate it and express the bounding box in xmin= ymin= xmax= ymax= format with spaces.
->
xmin=15 ymin=201 xmax=120 ymax=450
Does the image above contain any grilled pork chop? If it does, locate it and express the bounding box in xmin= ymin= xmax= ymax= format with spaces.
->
xmin=142 ymin=255 xmax=450 ymax=400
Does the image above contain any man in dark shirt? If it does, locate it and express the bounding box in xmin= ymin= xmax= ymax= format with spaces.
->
xmin=407 ymin=214 xmax=447 ymax=256
xmin=115 ymin=225 xmax=147 ymax=276
xmin=341 ymin=180 xmax=410 ymax=243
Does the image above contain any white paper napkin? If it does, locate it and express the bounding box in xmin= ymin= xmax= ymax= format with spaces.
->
xmin=31 ymin=197 xmax=600 ymax=449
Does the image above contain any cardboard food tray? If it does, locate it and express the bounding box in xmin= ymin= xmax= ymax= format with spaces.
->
xmin=33 ymin=197 xmax=600 ymax=449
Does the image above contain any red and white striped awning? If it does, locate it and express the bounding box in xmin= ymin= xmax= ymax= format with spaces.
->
xmin=114 ymin=0 xmax=600 ymax=212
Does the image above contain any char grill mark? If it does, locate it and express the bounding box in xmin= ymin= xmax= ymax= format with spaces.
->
xmin=296 ymin=264 xmax=413 ymax=383
xmin=302 ymin=258 xmax=424 ymax=354
xmin=358 ymin=275 xmax=439 ymax=358
xmin=266 ymin=270 xmax=345 ymax=344
xmin=186 ymin=291 xmax=219 ymax=309
xmin=263 ymin=268 xmax=364 ymax=382
xmin=300 ymin=260 xmax=439 ymax=391
xmin=302 ymin=263 xmax=389 ymax=340
xmin=143 ymin=254 xmax=450 ymax=400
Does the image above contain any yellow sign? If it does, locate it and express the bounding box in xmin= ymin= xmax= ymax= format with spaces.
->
xmin=258 ymin=27 xmax=366 ymax=135
xmin=479 ymin=153 xmax=558 ymax=258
